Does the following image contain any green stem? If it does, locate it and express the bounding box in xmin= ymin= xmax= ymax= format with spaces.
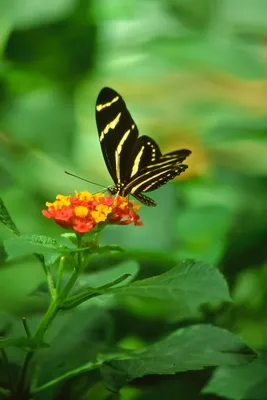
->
xmin=68 ymin=246 xmax=93 ymax=253
xmin=45 ymin=264 xmax=56 ymax=300
xmin=94 ymin=229 xmax=101 ymax=245
xmin=58 ymin=267 xmax=80 ymax=301
xmin=34 ymin=265 xmax=81 ymax=342
xmin=32 ymin=361 xmax=102 ymax=394
xmin=93 ymin=223 xmax=105 ymax=245
xmin=60 ymin=289 xmax=98 ymax=310
xmin=1 ymin=349 xmax=15 ymax=394
xmin=17 ymin=242 xmax=84 ymax=397
xmin=22 ymin=317 xmax=32 ymax=338
xmin=29 ymin=360 xmax=42 ymax=394
xmin=56 ymin=256 xmax=65 ymax=295
xmin=66 ymin=245 xmax=124 ymax=256
xmin=34 ymin=299 xmax=60 ymax=342
xmin=16 ymin=351 xmax=34 ymax=396
xmin=76 ymin=233 xmax=83 ymax=268
xmin=34 ymin=253 xmax=56 ymax=299
xmin=99 ymin=273 xmax=131 ymax=291
xmin=61 ymin=273 xmax=131 ymax=310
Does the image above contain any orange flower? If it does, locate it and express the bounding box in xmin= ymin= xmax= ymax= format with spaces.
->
xmin=109 ymin=196 xmax=143 ymax=226
xmin=42 ymin=191 xmax=143 ymax=233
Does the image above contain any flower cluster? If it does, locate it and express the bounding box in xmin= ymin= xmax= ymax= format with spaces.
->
xmin=42 ymin=191 xmax=143 ymax=233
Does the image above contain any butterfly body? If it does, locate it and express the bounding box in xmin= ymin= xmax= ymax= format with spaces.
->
xmin=96 ymin=87 xmax=191 ymax=206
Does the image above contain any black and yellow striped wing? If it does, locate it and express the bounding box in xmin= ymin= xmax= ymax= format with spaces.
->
xmin=95 ymin=87 xmax=191 ymax=206
xmin=122 ymin=160 xmax=189 ymax=206
xmin=96 ymin=87 xmax=138 ymax=184
xmin=160 ymin=149 xmax=191 ymax=163
xmin=96 ymin=87 xmax=161 ymax=184
xmin=124 ymin=159 xmax=188 ymax=195
xmin=127 ymin=135 xmax=162 ymax=179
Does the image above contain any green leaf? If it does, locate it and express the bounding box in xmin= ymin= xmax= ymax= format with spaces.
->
xmin=92 ymin=245 xmax=125 ymax=255
xmin=102 ymin=325 xmax=256 ymax=392
xmin=110 ymin=260 xmax=231 ymax=318
xmin=0 ymin=257 xmax=48 ymax=315
xmin=61 ymin=261 xmax=140 ymax=309
xmin=0 ymin=336 xmax=49 ymax=351
xmin=203 ymin=350 xmax=267 ymax=400
xmin=0 ymin=197 xmax=20 ymax=236
xmin=37 ymin=308 xmax=113 ymax=388
xmin=21 ymin=234 xmax=62 ymax=248
xmin=4 ymin=234 xmax=64 ymax=260
xmin=59 ymin=233 xmax=77 ymax=249
xmin=79 ymin=261 xmax=140 ymax=289
xmin=43 ymin=252 xmax=61 ymax=266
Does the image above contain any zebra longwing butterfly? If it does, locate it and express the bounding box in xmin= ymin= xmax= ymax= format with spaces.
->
xmin=96 ymin=87 xmax=191 ymax=206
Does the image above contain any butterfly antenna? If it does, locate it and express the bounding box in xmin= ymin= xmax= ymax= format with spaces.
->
xmin=92 ymin=188 xmax=110 ymax=195
xmin=64 ymin=171 xmax=107 ymax=189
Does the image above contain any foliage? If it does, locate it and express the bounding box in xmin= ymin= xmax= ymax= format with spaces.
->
xmin=0 ymin=197 xmax=255 ymax=398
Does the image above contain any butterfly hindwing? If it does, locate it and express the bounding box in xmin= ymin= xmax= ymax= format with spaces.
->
xmin=161 ymin=149 xmax=191 ymax=163
xmin=143 ymin=165 xmax=188 ymax=192
xmin=124 ymin=162 xmax=188 ymax=195
xmin=95 ymin=87 xmax=138 ymax=184
xmin=132 ymin=192 xmax=157 ymax=207
xmin=128 ymin=141 xmax=191 ymax=181
xmin=128 ymin=136 xmax=161 ymax=179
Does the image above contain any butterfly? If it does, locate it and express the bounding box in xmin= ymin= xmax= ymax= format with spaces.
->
xmin=95 ymin=87 xmax=191 ymax=206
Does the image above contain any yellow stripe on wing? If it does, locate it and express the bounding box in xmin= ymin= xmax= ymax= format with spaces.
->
xmin=145 ymin=158 xmax=179 ymax=169
xmin=96 ymin=96 xmax=120 ymax=112
xmin=115 ymin=129 xmax=131 ymax=183
xmin=124 ymin=159 xmax=181 ymax=191
xmin=130 ymin=169 xmax=174 ymax=194
xmin=100 ymin=112 xmax=121 ymax=142
xmin=130 ymin=146 xmax=145 ymax=178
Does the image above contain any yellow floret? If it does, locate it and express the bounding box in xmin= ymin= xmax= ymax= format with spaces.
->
xmin=91 ymin=204 xmax=112 ymax=223
xmin=93 ymin=193 xmax=105 ymax=201
xmin=75 ymin=191 xmax=93 ymax=201
xmin=96 ymin=204 xmax=111 ymax=214
xmin=74 ymin=206 xmax=89 ymax=217
xmin=46 ymin=195 xmax=71 ymax=209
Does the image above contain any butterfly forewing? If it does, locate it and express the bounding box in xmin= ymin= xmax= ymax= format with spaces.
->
xmin=95 ymin=87 xmax=138 ymax=184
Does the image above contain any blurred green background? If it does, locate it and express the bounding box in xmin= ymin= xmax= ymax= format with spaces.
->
xmin=1 ymin=0 xmax=267 ymax=397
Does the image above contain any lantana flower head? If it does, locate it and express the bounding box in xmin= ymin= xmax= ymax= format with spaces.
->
xmin=42 ymin=191 xmax=143 ymax=233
